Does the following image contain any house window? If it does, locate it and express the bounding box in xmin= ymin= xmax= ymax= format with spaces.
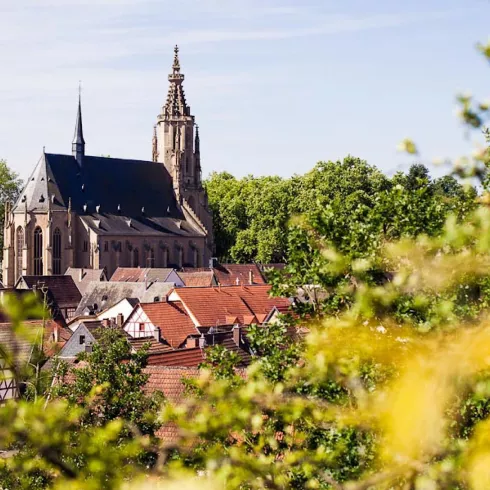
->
xmin=33 ymin=227 xmax=43 ymax=275
xmin=52 ymin=228 xmax=62 ymax=275
xmin=83 ymin=241 xmax=88 ymax=252
xmin=16 ymin=227 xmax=24 ymax=281
xmin=104 ymin=241 xmax=108 ymax=252
xmin=66 ymin=307 xmax=76 ymax=319
xmin=139 ymin=323 xmax=145 ymax=332
xmin=79 ymin=335 xmax=86 ymax=345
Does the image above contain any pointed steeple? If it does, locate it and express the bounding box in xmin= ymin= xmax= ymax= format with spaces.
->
xmin=164 ymin=45 xmax=189 ymax=118
xmin=152 ymin=125 xmax=158 ymax=162
xmin=194 ymin=124 xmax=200 ymax=155
xmin=72 ymin=85 xmax=85 ymax=166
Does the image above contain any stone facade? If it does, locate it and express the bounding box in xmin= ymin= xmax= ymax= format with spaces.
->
xmin=2 ymin=46 xmax=213 ymax=286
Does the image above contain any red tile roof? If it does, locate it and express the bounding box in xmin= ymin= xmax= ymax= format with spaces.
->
xmin=0 ymin=319 xmax=71 ymax=360
xmin=146 ymin=347 xmax=204 ymax=366
xmin=214 ymin=264 xmax=266 ymax=286
xmin=128 ymin=336 xmax=174 ymax=354
xmin=110 ymin=268 xmax=174 ymax=283
xmin=177 ymin=271 xmax=215 ymax=287
xmin=140 ymin=301 xmax=198 ymax=348
xmin=174 ymin=285 xmax=291 ymax=327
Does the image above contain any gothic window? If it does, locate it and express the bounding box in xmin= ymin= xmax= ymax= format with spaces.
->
xmin=83 ymin=241 xmax=88 ymax=252
xmin=104 ymin=241 xmax=108 ymax=252
xmin=161 ymin=247 xmax=168 ymax=268
xmin=187 ymin=195 xmax=196 ymax=211
xmin=133 ymin=248 xmax=140 ymax=267
xmin=147 ymin=249 xmax=155 ymax=268
xmin=176 ymin=246 xmax=183 ymax=269
xmin=185 ymin=157 xmax=190 ymax=174
xmin=33 ymin=227 xmax=43 ymax=275
xmin=15 ymin=227 xmax=24 ymax=281
xmin=52 ymin=228 xmax=62 ymax=275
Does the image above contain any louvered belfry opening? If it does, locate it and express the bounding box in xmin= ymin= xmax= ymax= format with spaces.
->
xmin=33 ymin=227 xmax=43 ymax=275
xmin=52 ymin=228 xmax=62 ymax=275
xmin=15 ymin=226 xmax=24 ymax=281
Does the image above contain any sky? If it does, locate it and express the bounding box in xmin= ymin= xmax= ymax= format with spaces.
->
xmin=1 ymin=0 xmax=489 ymax=181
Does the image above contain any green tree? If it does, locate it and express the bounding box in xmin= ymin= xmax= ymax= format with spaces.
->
xmin=0 ymin=159 xmax=23 ymax=251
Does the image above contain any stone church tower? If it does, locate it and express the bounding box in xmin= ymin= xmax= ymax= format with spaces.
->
xmin=2 ymin=46 xmax=214 ymax=286
xmin=153 ymin=46 xmax=213 ymax=235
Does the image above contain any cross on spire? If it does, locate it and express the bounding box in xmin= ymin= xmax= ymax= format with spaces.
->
xmin=172 ymin=45 xmax=180 ymax=73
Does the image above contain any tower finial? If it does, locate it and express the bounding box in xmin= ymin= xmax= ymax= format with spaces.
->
xmin=152 ymin=125 xmax=158 ymax=162
xmin=172 ymin=45 xmax=180 ymax=73
xmin=195 ymin=124 xmax=200 ymax=155
xmin=72 ymin=84 xmax=85 ymax=166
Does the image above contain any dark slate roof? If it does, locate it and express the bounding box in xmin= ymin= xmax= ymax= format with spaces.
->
xmin=14 ymin=153 xmax=204 ymax=237
xmin=19 ymin=276 xmax=81 ymax=308
xmin=75 ymin=281 xmax=174 ymax=316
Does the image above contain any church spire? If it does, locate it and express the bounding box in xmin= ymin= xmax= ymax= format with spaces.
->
xmin=164 ymin=45 xmax=189 ymax=118
xmin=72 ymin=85 xmax=85 ymax=166
xmin=194 ymin=124 xmax=200 ymax=155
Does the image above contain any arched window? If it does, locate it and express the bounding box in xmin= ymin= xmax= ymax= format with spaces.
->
xmin=52 ymin=228 xmax=62 ymax=275
xmin=133 ymin=248 xmax=139 ymax=267
xmin=160 ymin=246 xmax=168 ymax=268
xmin=33 ymin=227 xmax=43 ymax=275
xmin=16 ymin=227 xmax=24 ymax=281
xmin=147 ymin=248 xmax=155 ymax=268
xmin=176 ymin=246 xmax=183 ymax=269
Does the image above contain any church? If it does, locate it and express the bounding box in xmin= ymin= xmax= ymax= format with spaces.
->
xmin=2 ymin=46 xmax=214 ymax=286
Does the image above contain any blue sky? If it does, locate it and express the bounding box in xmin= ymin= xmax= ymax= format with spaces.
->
xmin=0 ymin=0 xmax=489 ymax=181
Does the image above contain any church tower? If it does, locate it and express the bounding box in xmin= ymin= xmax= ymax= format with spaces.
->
xmin=154 ymin=46 xmax=212 ymax=242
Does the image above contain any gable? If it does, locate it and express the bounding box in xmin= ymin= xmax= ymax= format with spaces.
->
xmin=58 ymin=324 xmax=95 ymax=358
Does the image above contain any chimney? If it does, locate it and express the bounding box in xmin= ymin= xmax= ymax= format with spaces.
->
xmin=232 ymin=325 xmax=241 ymax=346
xmin=199 ymin=334 xmax=206 ymax=348
xmin=144 ymin=271 xmax=149 ymax=290
xmin=102 ymin=318 xmax=110 ymax=328
xmin=186 ymin=337 xmax=199 ymax=348
xmin=209 ymin=257 xmax=218 ymax=269
xmin=249 ymin=270 xmax=254 ymax=285
xmin=79 ymin=268 xmax=84 ymax=281
xmin=116 ymin=313 xmax=124 ymax=328
xmin=53 ymin=325 xmax=59 ymax=343
xmin=153 ymin=325 xmax=161 ymax=342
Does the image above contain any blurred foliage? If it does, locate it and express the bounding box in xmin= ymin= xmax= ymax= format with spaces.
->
xmin=0 ymin=159 xmax=23 ymax=253
xmin=1 ymin=36 xmax=490 ymax=490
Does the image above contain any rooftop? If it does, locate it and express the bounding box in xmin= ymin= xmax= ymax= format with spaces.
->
xmin=139 ymin=301 xmax=198 ymax=347
xmin=171 ymin=285 xmax=292 ymax=327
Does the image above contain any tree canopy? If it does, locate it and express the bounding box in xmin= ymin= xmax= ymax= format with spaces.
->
xmin=204 ymin=158 xmax=476 ymax=265
xmin=0 ymin=159 xmax=23 ymax=251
